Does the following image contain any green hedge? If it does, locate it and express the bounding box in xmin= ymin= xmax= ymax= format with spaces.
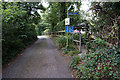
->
xmin=2 ymin=3 xmax=38 ymax=65
xmin=55 ymin=36 xmax=67 ymax=48
xmin=2 ymin=23 xmax=37 ymax=65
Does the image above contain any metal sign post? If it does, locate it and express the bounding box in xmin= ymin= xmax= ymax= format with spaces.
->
xmin=65 ymin=5 xmax=80 ymax=49
xmin=67 ymin=9 xmax=69 ymax=47
xmin=65 ymin=5 xmax=71 ymax=48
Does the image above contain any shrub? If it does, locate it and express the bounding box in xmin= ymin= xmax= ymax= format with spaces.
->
xmin=55 ymin=35 xmax=75 ymax=49
xmin=70 ymin=56 xmax=81 ymax=70
xmin=55 ymin=36 xmax=67 ymax=48
xmin=68 ymin=35 xmax=73 ymax=45
xmin=2 ymin=14 xmax=37 ymax=65
xmin=2 ymin=22 xmax=37 ymax=65
xmin=69 ymin=50 xmax=80 ymax=56
xmin=54 ymin=19 xmax=65 ymax=31
xmin=86 ymin=37 xmax=108 ymax=52
xmin=94 ymin=37 xmax=107 ymax=48
xmin=61 ymin=45 xmax=77 ymax=55
xmin=73 ymin=33 xmax=86 ymax=44
xmin=70 ymin=47 xmax=120 ymax=79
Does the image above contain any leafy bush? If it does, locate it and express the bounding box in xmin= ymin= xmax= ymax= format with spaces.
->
xmin=69 ymin=50 xmax=81 ymax=56
xmin=55 ymin=36 xmax=67 ymax=48
xmin=2 ymin=3 xmax=37 ymax=65
xmin=54 ymin=19 xmax=65 ymax=31
xmin=2 ymin=22 xmax=37 ymax=65
xmin=71 ymin=37 xmax=120 ymax=78
xmin=70 ymin=56 xmax=81 ymax=70
xmin=61 ymin=45 xmax=77 ymax=55
xmin=55 ymin=35 xmax=80 ymax=56
xmin=55 ymin=35 xmax=74 ymax=49
xmin=68 ymin=35 xmax=73 ymax=45
xmin=70 ymin=47 xmax=120 ymax=79
xmin=94 ymin=37 xmax=107 ymax=48
xmin=73 ymin=33 xmax=86 ymax=44
xmin=86 ymin=37 xmax=108 ymax=52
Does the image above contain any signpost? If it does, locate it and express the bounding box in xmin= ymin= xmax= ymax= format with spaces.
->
xmin=67 ymin=5 xmax=71 ymax=11
xmin=65 ymin=26 xmax=73 ymax=33
xmin=65 ymin=6 xmax=71 ymax=48
xmin=65 ymin=5 xmax=81 ymax=50
xmin=65 ymin=18 xmax=70 ymax=25
xmin=69 ymin=12 xmax=80 ymax=15
xmin=68 ymin=26 xmax=73 ymax=32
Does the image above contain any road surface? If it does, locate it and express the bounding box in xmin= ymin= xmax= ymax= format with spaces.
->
xmin=3 ymin=36 xmax=73 ymax=78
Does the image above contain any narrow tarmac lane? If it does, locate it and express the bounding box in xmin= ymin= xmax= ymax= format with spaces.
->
xmin=3 ymin=36 xmax=73 ymax=78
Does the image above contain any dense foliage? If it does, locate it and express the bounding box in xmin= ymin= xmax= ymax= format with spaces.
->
xmin=55 ymin=35 xmax=73 ymax=49
xmin=41 ymin=2 xmax=82 ymax=33
xmin=2 ymin=1 xmax=120 ymax=79
xmin=2 ymin=2 xmax=45 ymax=65
xmin=73 ymin=33 xmax=86 ymax=44
xmin=70 ymin=38 xmax=120 ymax=78
xmin=55 ymin=36 xmax=67 ymax=48
xmin=54 ymin=34 xmax=86 ymax=55
xmin=68 ymin=2 xmax=120 ymax=79
xmin=90 ymin=2 xmax=120 ymax=47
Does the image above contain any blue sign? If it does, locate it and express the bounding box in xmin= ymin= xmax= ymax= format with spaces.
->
xmin=69 ymin=12 xmax=80 ymax=15
xmin=69 ymin=26 xmax=73 ymax=32
xmin=65 ymin=26 xmax=73 ymax=33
